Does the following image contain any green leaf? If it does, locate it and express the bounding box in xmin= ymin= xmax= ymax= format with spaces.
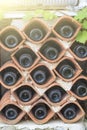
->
xmin=76 ymin=31 xmax=87 ymax=44
xmin=23 ymin=10 xmax=57 ymax=21
xmin=74 ymin=7 xmax=87 ymax=22
xmin=82 ymin=20 xmax=87 ymax=29
xmin=43 ymin=11 xmax=57 ymax=20
xmin=43 ymin=11 xmax=51 ymax=20
xmin=35 ymin=9 xmax=44 ymax=15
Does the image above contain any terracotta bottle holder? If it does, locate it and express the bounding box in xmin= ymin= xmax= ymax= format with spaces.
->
xmin=58 ymin=100 xmax=85 ymax=123
xmin=23 ymin=18 xmax=51 ymax=44
xmin=28 ymin=99 xmax=55 ymax=124
xmin=29 ymin=63 xmax=56 ymax=88
xmin=0 ymin=26 xmax=25 ymax=52
xmin=68 ymin=41 xmax=87 ymax=61
xmin=38 ymin=37 xmax=66 ymax=63
xmin=54 ymin=56 xmax=82 ymax=82
xmin=11 ymin=82 xmax=40 ymax=106
xmin=52 ymin=16 xmax=81 ymax=42
xmin=69 ymin=76 xmax=87 ymax=101
xmin=11 ymin=45 xmax=40 ymax=71
xmin=0 ymin=61 xmax=24 ymax=89
xmin=43 ymin=82 xmax=69 ymax=106
xmin=0 ymin=91 xmax=26 ymax=125
xmin=77 ymin=60 xmax=87 ymax=78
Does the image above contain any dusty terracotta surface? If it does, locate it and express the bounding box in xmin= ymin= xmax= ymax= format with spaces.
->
xmin=0 ymin=26 xmax=25 ymax=52
xmin=58 ymin=100 xmax=85 ymax=123
xmin=11 ymin=45 xmax=40 ymax=71
xmin=29 ymin=63 xmax=56 ymax=88
xmin=52 ymin=16 xmax=81 ymax=42
xmin=11 ymin=82 xmax=40 ymax=106
xmin=28 ymin=99 xmax=55 ymax=124
xmin=0 ymin=61 xmax=24 ymax=89
xmin=43 ymin=82 xmax=70 ymax=106
xmin=23 ymin=18 xmax=51 ymax=44
xmin=38 ymin=37 xmax=66 ymax=63
xmin=0 ymin=91 xmax=26 ymax=125
xmin=54 ymin=56 xmax=82 ymax=82
xmin=69 ymin=75 xmax=87 ymax=100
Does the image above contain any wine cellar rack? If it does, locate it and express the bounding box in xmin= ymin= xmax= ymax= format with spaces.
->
xmin=0 ymin=15 xmax=87 ymax=126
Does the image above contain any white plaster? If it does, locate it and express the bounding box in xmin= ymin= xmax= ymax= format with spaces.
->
xmin=0 ymin=120 xmax=85 ymax=130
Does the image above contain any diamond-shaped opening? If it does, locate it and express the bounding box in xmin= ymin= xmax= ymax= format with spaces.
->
xmin=31 ymin=103 xmax=50 ymax=120
xmin=71 ymin=78 xmax=87 ymax=98
xmin=70 ymin=41 xmax=87 ymax=60
xmin=55 ymin=59 xmax=76 ymax=80
xmin=53 ymin=16 xmax=81 ymax=41
xmin=39 ymin=38 xmax=65 ymax=62
xmin=0 ymin=27 xmax=24 ymax=51
xmin=29 ymin=99 xmax=55 ymax=124
xmin=45 ymin=85 xmax=67 ymax=103
xmin=1 ymin=104 xmax=22 ymax=120
xmin=23 ymin=19 xmax=50 ymax=43
xmin=12 ymin=47 xmax=38 ymax=69
xmin=60 ymin=103 xmax=80 ymax=120
xmin=30 ymin=65 xmax=52 ymax=85
xmin=54 ymin=20 xmax=77 ymax=38
xmin=15 ymin=85 xmax=36 ymax=103
xmin=1 ymin=67 xmax=22 ymax=87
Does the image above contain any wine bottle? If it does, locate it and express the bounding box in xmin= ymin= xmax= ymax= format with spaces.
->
xmin=1 ymin=66 xmax=21 ymax=86
xmin=19 ymin=53 xmax=33 ymax=68
xmin=4 ymin=35 xmax=18 ymax=48
xmin=17 ymin=86 xmax=33 ymax=102
xmin=62 ymin=104 xmax=78 ymax=120
xmin=72 ymin=80 xmax=87 ymax=97
xmin=59 ymin=64 xmax=75 ymax=79
xmin=43 ymin=46 xmax=58 ymax=60
xmin=3 ymin=71 xmax=17 ymax=86
xmin=39 ymin=38 xmax=62 ymax=62
xmin=76 ymin=83 xmax=87 ymax=97
xmin=46 ymin=87 xmax=62 ymax=103
xmin=2 ymin=105 xmax=19 ymax=120
xmin=32 ymin=103 xmax=47 ymax=120
xmin=59 ymin=25 xmax=74 ymax=38
xmin=32 ymin=70 xmax=46 ymax=85
xmin=73 ymin=45 xmax=87 ymax=58
xmin=29 ymin=28 xmax=43 ymax=41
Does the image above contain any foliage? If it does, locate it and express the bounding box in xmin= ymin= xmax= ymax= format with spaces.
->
xmin=76 ymin=31 xmax=87 ymax=44
xmin=74 ymin=7 xmax=87 ymax=22
xmin=23 ymin=9 xmax=57 ymax=21
xmin=75 ymin=7 xmax=87 ymax=44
